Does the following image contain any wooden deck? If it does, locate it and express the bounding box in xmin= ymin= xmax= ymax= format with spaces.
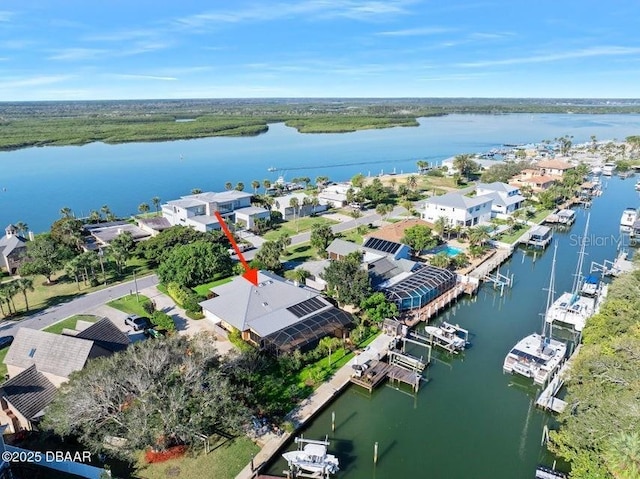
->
xmin=536 ymin=345 xmax=581 ymax=414
xmin=403 ymin=283 xmax=470 ymax=327
xmin=349 ymin=360 xmax=391 ymax=392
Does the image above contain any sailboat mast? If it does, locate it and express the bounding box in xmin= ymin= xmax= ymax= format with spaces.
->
xmin=571 ymin=213 xmax=591 ymax=295
xmin=542 ymin=243 xmax=558 ymax=337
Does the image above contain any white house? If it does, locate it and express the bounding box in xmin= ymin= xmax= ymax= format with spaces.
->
xmin=273 ymin=192 xmax=327 ymax=220
xmin=318 ymin=183 xmax=358 ymax=208
xmin=475 ymin=182 xmax=525 ymax=216
xmin=421 ymin=192 xmax=493 ymax=227
xmin=162 ymin=191 xmax=270 ymax=232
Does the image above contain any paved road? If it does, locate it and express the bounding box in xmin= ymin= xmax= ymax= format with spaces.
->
xmin=0 ymin=274 xmax=159 ymax=338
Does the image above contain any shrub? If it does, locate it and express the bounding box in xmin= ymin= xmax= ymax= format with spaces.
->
xmin=142 ymin=299 xmax=156 ymax=316
xmin=145 ymin=445 xmax=187 ymax=463
xmin=151 ymin=311 xmax=176 ymax=331
xmin=426 ymin=169 xmax=444 ymax=177
xmin=186 ymin=310 xmax=204 ymax=320
xmin=166 ymin=282 xmax=204 ymax=314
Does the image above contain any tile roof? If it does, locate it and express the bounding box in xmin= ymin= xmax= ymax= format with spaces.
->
xmin=75 ymin=318 xmax=130 ymax=353
xmin=536 ymin=160 xmax=575 ymax=170
xmin=4 ymin=328 xmax=93 ymax=379
xmin=0 ymin=365 xmax=57 ymax=420
xmin=365 ymin=218 xmax=430 ymax=244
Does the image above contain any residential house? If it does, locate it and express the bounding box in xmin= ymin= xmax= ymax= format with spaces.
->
xmin=272 ymin=192 xmax=327 ymax=220
xmin=0 ymin=319 xmax=129 ymax=433
xmin=199 ymin=271 xmax=354 ymax=354
xmin=85 ymin=221 xmax=151 ymax=249
xmin=318 ymin=183 xmax=358 ymax=208
xmin=536 ymin=159 xmax=575 ymax=178
xmin=363 ymin=218 xmax=432 ymax=245
xmin=421 ymin=192 xmax=493 ymax=227
xmin=362 ymin=237 xmax=411 ymax=260
xmin=509 ymin=169 xmax=556 ymax=193
xmin=137 ymin=216 xmax=173 ymax=236
xmin=384 ymin=265 xmax=457 ymax=311
xmin=475 ymin=182 xmax=525 ymax=216
xmin=162 ymin=191 xmax=270 ymax=232
xmin=0 ymin=225 xmax=27 ymax=274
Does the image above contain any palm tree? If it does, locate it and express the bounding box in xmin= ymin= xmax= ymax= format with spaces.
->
xmin=389 ymin=177 xmax=397 ymax=192
xmin=263 ymin=179 xmax=271 ymax=192
xmin=311 ymin=196 xmax=319 ymax=216
xmin=433 ymin=216 xmax=448 ymax=239
xmin=401 ymin=200 xmax=414 ymax=217
xmin=15 ymin=277 xmax=34 ymax=312
xmin=152 ymin=196 xmax=161 ymax=216
xmin=235 ymin=182 xmax=245 ymax=191
xmin=251 ymin=180 xmax=260 ymax=194
xmin=138 ymin=203 xmax=150 ymax=215
xmin=349 ymin=209 xmax=362 ymax=227
xmin=101 ymin=204 xmax=115 ymax=222
xmin=289 ymin=197 xmax=300 ymax=232
xmin=315 ymin=176 xmax=329 ymax=189
xmin=191 ymin=188 xmax=203 ymax=194
xmin=301 ymin=177 xmax=311 ymax=189
xmin=430 ymin=252 xmax=451 ymax=269
xmin=453 ymin=154 xmax=478 ymax=180
xmin=468 ymin=226 xmax=491 ymax=247
xmin=376 ymin=203 xmax=393 ymax=221
xmin=225 ymin=182 xmax=233 ymax=191
xmin=407 ymin=175 xmax=418 ymax=191
xmin=292 ymin=268 xmax=310 ymax=284
xmin=60 ymin=207 xmax=73 ymax=218
xmin=88 ymin=210 xmax=101 ymax=223
xmin=3 ymin=281 xmax=18 ymax=315
xmin=14 ymin=221 xmax=28 ymax=237
xmin=302 ymin=196 xmax=312 ymax=218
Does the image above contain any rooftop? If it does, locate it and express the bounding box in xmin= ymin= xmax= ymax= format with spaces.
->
xmin=0 ymin=365 xmax=57 ymax=420
xmin=537 ymin=159 xmax=575 ymax=170
xmin=364 ymin=218 xmax=431 ymax=245
xmin=476 ymin=182 xmax=519 ymax=194
xmin=424 ymin=191 xmax=492 ymax=209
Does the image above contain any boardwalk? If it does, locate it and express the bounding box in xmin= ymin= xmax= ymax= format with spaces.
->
xmin=536 ymin=345 xmax=582 ymax=414
xmin=469 ymin=248 xmax=514 ymax=281
xmin=402 ymin=283 xmax=471 ymax=327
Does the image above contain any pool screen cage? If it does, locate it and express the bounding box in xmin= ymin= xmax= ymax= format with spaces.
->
xmin=385 ymin=265 xmax=457 ymax=311
xmin=261 ymin=307 xmax=355 ymax=354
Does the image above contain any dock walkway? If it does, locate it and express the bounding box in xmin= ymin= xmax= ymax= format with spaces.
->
xmin=536 ymin=345 xmax=581 ymax=414
xmin=469 ymin=248 xmax=514 ymax=281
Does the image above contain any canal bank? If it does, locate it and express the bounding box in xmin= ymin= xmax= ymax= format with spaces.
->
xmin=263 ymin=175 xmax=637 ymax=479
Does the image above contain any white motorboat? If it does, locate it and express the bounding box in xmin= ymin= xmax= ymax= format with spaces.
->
xmin=503 ymin=333 xmax=567 ymax=385
xmin=424 ymin=323 xmax=467 ymax=351
xmin=580 ymin=275 xmax=600 ymax=297
xmin=620 ymin=207 xmax=637 ymax=231
xmin=635 ymin=181 xmax=640 ymax=191
xmin=282 ymin=437 xmax=339 ymax=476
xmin=602 ymin=162 xmax=616 ymax=176
xmin=590 ymin=165 xmax=602 ymax=175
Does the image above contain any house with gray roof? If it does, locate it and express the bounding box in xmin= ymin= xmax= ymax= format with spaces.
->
xmin=162 ymin=190 xmax=270 ymax=232
xmin=0 ymin=365 xmax=56 ymax=433
xmin=421 ymin=192 xmax=492 ymax=227
xmin=200 ymin=270 xmax=354 ymax=353
xmin=0 ymin=225 xmax=27 ymax=274
xmin=475 ymin=182 xmax=525 ymax=216
xmin=273 ymin=192 xmax=327 ymax=220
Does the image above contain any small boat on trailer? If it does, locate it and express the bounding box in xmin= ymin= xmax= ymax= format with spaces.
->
xmin=282 ymin=436 xmax=339 ymax=477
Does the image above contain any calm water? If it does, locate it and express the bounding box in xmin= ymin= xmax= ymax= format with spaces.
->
xmin=2 ymin=113 xmax=640 ymax=231
xmin=267 ymin=176 xmax=640 ymax=479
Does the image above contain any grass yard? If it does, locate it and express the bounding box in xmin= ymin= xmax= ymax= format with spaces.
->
xmin=108 ymin=294 xmax=151 ymax=317
xmin=283 ymin=243 xmax=318 ymax=264
xmin=339 ymin=225 xmax=377 ymax=245
xmin=263 ymin=216 xmax=338 ymax=241
xmin=496 ymin=226 xmax=528 ymax=245
xmin=136 ymin=436 xmax=259 ymax=479
xmin=531 ymin=208 xmax=555 ymax=224
xmin=192 ymin=276 xmax=234 ymax=296
xmin=0 ymin=347 xmax=9 ymax=377
xmin=43 ymin=314 xmax=99 ymax=334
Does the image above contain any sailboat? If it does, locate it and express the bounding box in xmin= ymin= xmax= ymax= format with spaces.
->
xmin=545 ymin=214 xmax=597 ymax=332
xmin=503 ymin=244 xmax=567 ymax=385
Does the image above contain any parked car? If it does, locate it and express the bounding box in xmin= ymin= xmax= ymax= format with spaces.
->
xmin=124 ymin=315 xmax=151 ymax=331
xmin=144 ymin=327 xmax=169 ymax=339
xmin=0 ymin=336 xmax=14 ymax=349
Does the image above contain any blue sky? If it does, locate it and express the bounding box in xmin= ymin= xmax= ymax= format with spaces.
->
xmin=1 ymin=1 xmax=639 ymax=100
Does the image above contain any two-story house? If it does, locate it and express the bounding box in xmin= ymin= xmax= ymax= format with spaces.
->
xmin=162 ymin=191 xmax=270 ymax=232
xmin=475 ymin=182 xmax=525 ymax=216
xmin=0 ymin=225 xmax=27 ymax=274
xmin=536 ymin=159 xmax=575 ymax=178
xmin=421 ymin=192 xmax=493 ymax=227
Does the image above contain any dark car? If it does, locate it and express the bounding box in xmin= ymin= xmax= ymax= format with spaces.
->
xmin=0 ymin=336 xmax=14 ymax=349
xmin=124 ymin=315 xmax=151 ymax=331
xmin=144 ymin=327 xmax=169 ymax=339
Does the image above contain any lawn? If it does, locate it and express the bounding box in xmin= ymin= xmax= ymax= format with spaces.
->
xmin=283 ymin=243 xmax=318 ymax=264
xmin=496 ymin=226 xmax=528 ymax=245
xmin=43 ymin=314 xmax=99 ymax=334
xmin=107 ymin=294 xmax=151 ymax=317
xmin=530 ymin=208 xmax=555 ymax=224
xmin=262 ymin=216 xmax=338 ymax=241
xmin=339 ymin=225 xmax=377 ymax=245
xmin=192 ymin=276 xmax=234 ymax=296
xmin=2 ymin=258 xmax=155 ymax=321
xmin=136 ymin=436 xmax=259 ymax=479
xmin=0 ymin=347 xmax=9 ymax=377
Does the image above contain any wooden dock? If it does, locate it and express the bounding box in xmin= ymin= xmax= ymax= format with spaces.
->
xmin=536 ymin=345 xmax=581 ymax=414
xmin=403 ymin=283 xmax=471 ymax=327
xmin=349 ymin=360 xmax=391 ymax=392
xmin=349 ymin=348 xmax=428 ymax=393
xmin=469 ymin=247 xmax=514 ymax=281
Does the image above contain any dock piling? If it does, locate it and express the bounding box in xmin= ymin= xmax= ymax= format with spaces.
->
xmin=331 ymin=411 xmax=335 ymax=432
xmin=374 ymin=442 xmax=379 ymax=465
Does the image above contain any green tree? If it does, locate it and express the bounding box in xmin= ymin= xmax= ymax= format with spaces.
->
xmin=157 ymin=241 xmax=232 ymax=287
xmin=406 ymin=174 xmax=418 ymax=191
xmin=59 ymin=206 xmax=74 ymax=219
xmin=236 ymin=182 xmax=245 ymax=191
xmin=321 ymin=251 xmax=371 ymax=306
xmin=109 ymin=231 xmax=135 ymax=274
xmin=310 ymin=223 xmax=335 ymax=256
xmin=375 ymin=203 xmax=393 ymax=221
xmin=253 ymin=240 xmax=285 ymax=273
xmin=402 ymin=224 xmax=437 ymax=253
xmin=19 ymin=234 xmax=70 ymax=284
xmin=15 ymin=277 xmax=33 ymax=311
xmin=453 ymin=154 xmax=479 ymax=179
xmin=191 ymin=188 xmax=203 ymax=194
xmin=604 ymin=432 xmax=640 ymax=479
xmin=152 ymin=196 xmax=161 ymax=215
xmin=291 ymin=268 xmax=311 ymax=284
xmin=263 ymin=179 xmax=271 ymax=192
xmin=360 ymin=292 xmax=398 ymax=323
xmin=101 ymin=204 xmax=116 ymax=222
xmin=50 ymin=217 xmax=84 ymax=251
xmin=43 ymin=334 xmax=249 ymax=460
xmin=138 ymin=203 xmax=150 ymax=215
xmin=468 ymin=226 xmax=491 ymax=247
xmin=137 ymin=226 xmax=226 ymax=266
xmin=430 ymin=252 xmax=451 ymax=269
xmin=14 ymin=221 xmax=29 ymax=237
xmin=351 ymin=173 xmax=365 ymax=188
xmin=433 ymin=216 xmax=448 ymax=239
xmin=88 ymin=210 xmax=101 ymax=223
xmin=224 ymin=182 xmax=232 ymax=191
xmin=289 ymin=197 xmax=300 ymax=232
xmin=251 ymin=180 xmax=260 ymax=194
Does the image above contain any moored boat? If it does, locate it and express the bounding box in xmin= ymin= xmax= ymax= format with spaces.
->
xmin=282 ymin=437 xmax=339 ymax=476
xmin=620 ymin=207 xmax=637 ymax=231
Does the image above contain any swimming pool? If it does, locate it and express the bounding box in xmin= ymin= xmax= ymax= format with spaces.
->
xmin=428 ymin=244 xmax=463 ymax=257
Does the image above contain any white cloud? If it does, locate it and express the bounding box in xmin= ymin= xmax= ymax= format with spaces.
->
xmin=110 ymin=74 xmax=178 ymax=81
xmin=0 ymin=11 xmax=15 ymax=22
xmin=47 ymin=48 xmax=107 ymax=61
xmin=377 ymin=27 xmax=454 ymax=36
xmin=458 ymin=46 xmax=640 ymax=68
xmin=0 ymin=75 xmax=71 ymax=90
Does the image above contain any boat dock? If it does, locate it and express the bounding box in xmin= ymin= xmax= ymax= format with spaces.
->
xmin=469 ymin=247 xmax=514 ymax=281
xmin=403 ymin=282 xmax=474 ymax=327
xmin=410 ymin=325 xmax=468 ymax=354
xmin=590 ymin=251 xmax=635 ymax=277
xmin=535 ymin=466 xmax=568 ymax=479
xmin=536 ymin=345 xmax=581 ymax=414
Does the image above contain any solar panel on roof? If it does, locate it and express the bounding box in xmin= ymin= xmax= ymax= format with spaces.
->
xmin=287 ymin=297 xmax=328 ymax=318
xmin=363 ymin=237 xmax=402 ymax=254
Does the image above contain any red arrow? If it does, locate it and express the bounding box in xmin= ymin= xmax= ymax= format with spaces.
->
xmin=214 ymin=211 xmax=259 ymax=286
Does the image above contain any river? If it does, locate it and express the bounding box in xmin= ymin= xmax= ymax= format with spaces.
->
xmin=266 ymin=175 xmax=639 ymax=478
xmin=2 ymin=113 xmax=640 ymax=232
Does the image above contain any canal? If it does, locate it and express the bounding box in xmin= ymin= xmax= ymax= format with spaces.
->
xmin=267 ymin=175 xmax=638 ymax=478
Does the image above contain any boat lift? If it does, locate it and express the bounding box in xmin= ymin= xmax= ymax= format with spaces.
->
xmin=483 ymin=264 xmax=514 ymax=296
